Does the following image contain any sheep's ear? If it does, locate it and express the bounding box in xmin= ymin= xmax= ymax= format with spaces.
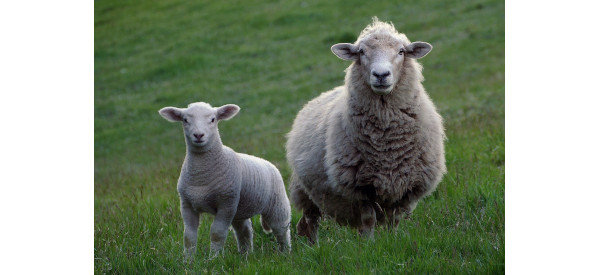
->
xmin=216 ymin=104 xmax=240 ymax=121
xmin=159 ymin=107 xmax=184 ymax=122
xmin=404 ymin=42 xmax=432 ymax=59
xmin=331 ymin=43 xmax=359 ymax=61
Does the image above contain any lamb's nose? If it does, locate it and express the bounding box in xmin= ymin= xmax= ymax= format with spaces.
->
xmin=372 ymin=70 xmax=391 ymax=79
xmin=194 ymin=133 xmax=204 ymax=139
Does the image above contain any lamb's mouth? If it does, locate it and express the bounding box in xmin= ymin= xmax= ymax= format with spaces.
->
xmin=193 ymin=139 xmax=205 ymax=144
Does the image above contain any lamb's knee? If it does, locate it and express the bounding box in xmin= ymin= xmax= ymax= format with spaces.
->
xmin=209 ymin=221 xmax=230 ymax=253
xmin=184 ymin=232 xmax=197 ymax=248
xmin=210 ymin=232 xmax=225 ymax=243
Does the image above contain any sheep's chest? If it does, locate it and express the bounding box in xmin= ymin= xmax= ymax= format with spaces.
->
xmin=348 ymin=107 xmax=427 ymax=201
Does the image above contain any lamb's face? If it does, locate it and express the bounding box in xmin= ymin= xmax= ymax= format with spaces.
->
xmin=331 ymin=32 xmax=432 ymax=95
xmin=159 ymin=102 xmax=240 ymax=150
xmin=180 ymin=103 xmax=219 ymax=147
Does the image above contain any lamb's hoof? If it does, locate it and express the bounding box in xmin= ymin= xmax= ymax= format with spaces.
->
xmin=208 ymin=248 xmax=224 ymax=259
xmin=183 ymin=255 xmax=194 ymax=265
xmin=183 ymin=248 xmax=195 ymax=264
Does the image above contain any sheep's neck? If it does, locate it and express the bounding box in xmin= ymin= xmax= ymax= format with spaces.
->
xmin=345 ymin=61 xmax=421 ymax=124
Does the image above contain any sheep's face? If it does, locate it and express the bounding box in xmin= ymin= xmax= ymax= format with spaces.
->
xmin=331 ymin=35 xmax=432 ymax=95
xmin=159 ymin=102 xmax=240 ymax=150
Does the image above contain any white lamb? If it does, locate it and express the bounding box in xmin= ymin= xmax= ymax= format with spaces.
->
xmin=286 ymin=18 xmax=446 ymax=243
xmin=159 ymin=102 xmax=291 ymax=261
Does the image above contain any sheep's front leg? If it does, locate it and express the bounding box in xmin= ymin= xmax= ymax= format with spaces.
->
xmin=209 ymin=208 xmax=235 ymax=256
xmin=180 ymin=202 xmax=199 ymax=263
xmin=297 ymin=206 xmax=321 ymax=245
xmin=359 ymin=202 xmax=376 ymax=239
xmin=232 ymin=219 xmax=253 ymax=254
xmin=385 ymin=208 xmax=401 ymax=231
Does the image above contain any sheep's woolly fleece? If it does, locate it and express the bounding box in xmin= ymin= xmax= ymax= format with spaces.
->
xmin=286 ymin=18 xmax=446 ymax=230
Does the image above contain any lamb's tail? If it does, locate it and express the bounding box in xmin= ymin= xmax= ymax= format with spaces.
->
xmin=260 ymin=215 xmax=272 ymax=234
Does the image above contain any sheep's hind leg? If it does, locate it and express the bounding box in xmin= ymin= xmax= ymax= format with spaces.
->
xmin=290 ymin=178 xmax=321 ymax=245
xmin=359 ymin=202 xmax=376 ymax=239
xmin=232 ymin=219 xmax=253 ymax=254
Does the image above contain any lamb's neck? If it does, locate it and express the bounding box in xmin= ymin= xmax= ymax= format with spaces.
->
xmin=182 ymin=139 xmax=229 ymax=185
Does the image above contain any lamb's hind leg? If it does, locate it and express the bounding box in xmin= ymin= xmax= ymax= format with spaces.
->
xmin=359 ymin=201 xmax=376 ymax=239
xmin=271 ymin=221 xmax=292 ymax=252
xmin=262 ymin=196 xmax=292 ymax=252
xmin=232 ymin=219 xmax=253 ymax=254
xmin=291 ymin=183 xmax=321 ymax=244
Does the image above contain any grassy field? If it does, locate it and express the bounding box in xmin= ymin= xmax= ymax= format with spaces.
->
xmin=95 ymin=0 xmax=504 ymax=273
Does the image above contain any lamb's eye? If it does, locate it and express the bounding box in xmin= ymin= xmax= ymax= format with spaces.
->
xmin=183 ymin=118 xmax=188 ymax=123
xmin=359 ymin=49 xmax=365 ymax=55
xmin=211 ymin=118 xmax=215 ymax=123
xmin=399 ymin=49 xmax=404 ymax=55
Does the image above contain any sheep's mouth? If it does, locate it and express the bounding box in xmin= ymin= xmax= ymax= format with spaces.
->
xmin=373 ymin=84 xmax=391 ymax=89
xmin=193 ymin=139 xmax=205 ymax=144
xmin=371 ymin=84 xmax=392 ymax=94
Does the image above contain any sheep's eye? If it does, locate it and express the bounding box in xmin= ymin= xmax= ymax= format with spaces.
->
xmin=358 ymin=49 xmax=365 ymax=55
xmin=211 ymin=118 xmax=215 ymax=123
xmin=399 ymin=49 xmax=404 ymax=55
xmin=183 ymin=118 xmax=188 ymax=123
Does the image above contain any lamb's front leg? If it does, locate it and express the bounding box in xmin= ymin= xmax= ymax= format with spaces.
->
xmin=209 ymin=207 xmax=236 ymax=256
xmin=180 ymin=201 xmax=199 ymax=263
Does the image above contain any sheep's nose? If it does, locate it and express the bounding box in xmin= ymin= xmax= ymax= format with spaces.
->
xmin=372 ymin=70 xmax=391 ymax=79
xmin=194 ymin=133 xmax=204 ymax=139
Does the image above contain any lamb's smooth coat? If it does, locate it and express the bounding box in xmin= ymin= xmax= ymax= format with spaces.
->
xmin=286 ymin=18 xmax=446 ymax=243
xmin=159 ymin=102 xmax=291 ymax=262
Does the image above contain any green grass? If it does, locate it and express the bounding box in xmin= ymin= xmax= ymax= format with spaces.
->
xmin=95 ymin=0 xmax=504 ymax=273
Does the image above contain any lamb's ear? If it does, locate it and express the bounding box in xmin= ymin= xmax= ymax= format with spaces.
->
xmin=404 ymin=42 xmax=432 ymax=59
xmin=159 ymin=107 xmax=184 ymax=122
xmin=216 ymin=104 xmax=240 ymax=121
xmin=331 ymin=43 xmax=359 ymax=61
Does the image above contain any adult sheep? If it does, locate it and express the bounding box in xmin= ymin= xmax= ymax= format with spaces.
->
xmin=286 ymin=18 xmax=446 ymax=243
